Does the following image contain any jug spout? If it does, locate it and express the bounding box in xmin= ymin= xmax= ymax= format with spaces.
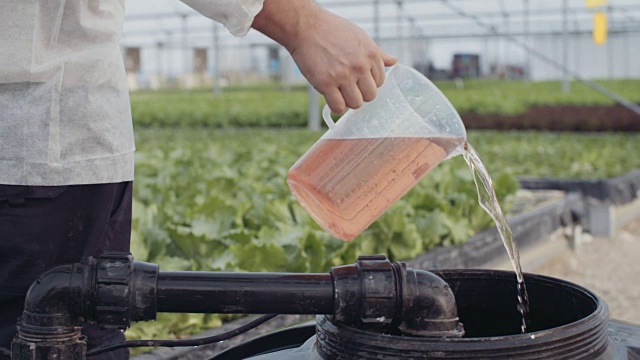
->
xmin=446 ymin=139 xmax=469 ymax=160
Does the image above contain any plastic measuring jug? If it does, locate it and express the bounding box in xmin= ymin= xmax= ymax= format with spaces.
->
xmin=288 ymin=64 xmax=467 ymax=241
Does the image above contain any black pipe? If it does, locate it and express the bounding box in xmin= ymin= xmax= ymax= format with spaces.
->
xmin=17 ymin=252 xmax=461 ymax=333
xmin=157 ymin=272 xmax=334 ymax=314
xmin=156 ymin=255 xmax=464 ymax=337
xmin=17 ymin=252 xmax=462 ymax=336
xmin=13 ymin=252 xmax=464 ymax=359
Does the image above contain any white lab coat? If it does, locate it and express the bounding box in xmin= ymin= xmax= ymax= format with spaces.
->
xmin=0 ymin=0 xmax=263 ymax=185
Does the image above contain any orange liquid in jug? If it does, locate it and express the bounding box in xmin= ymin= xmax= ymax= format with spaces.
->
xmin=288 ymin=136 xmax=464 ymax=241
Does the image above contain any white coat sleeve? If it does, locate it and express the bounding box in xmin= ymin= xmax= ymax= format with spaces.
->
xmin=180 ymin=0 xmax=265 ymax=37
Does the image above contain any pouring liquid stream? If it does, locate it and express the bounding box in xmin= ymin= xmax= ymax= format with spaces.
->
xmin=462 ymin=142 xmax=531 ymax=333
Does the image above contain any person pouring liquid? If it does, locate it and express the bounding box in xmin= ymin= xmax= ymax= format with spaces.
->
xmin=0 ymin=0 xmax=396 ymax=359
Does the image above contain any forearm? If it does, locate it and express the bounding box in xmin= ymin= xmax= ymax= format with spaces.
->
xmin=251 ymin=0 xmax=320 ymax=53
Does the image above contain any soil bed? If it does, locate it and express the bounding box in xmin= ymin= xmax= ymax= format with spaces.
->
xmin=463 ymin=104 xmax=640 ymax=131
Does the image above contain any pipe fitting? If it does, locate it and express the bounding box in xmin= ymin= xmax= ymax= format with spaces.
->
xmin=13 ymin=260 xmax=92 ymax=360
xmin=93 ymin=252 xmax=158 ymax=329
xmin=331 ymin=255 xmax=402 ymax=326
xmin=14 ymin=252 xmax=159 ymax=359
xmin=399 ymin=268 xmax=465 ymax=337
xmin=21 ymin=261 xmax=91 ymax=328
xmin=18 ymin=252 xmax=158 ymax=330
xmin=331 ymin=255 xmax=464 ymax=337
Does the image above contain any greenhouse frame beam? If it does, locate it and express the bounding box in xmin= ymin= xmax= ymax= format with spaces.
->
xmin=439 ymin=0 xmax=640 ymax=117
xmin=122 ymin=24 xmax=640 ymax=44
xmin=125 ymin=5 xmax=640 ymax=23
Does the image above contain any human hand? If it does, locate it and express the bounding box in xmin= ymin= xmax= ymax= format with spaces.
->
xmin=289 ymin=8 xmax=397 ymax=114
xmin=252 ymin=0 xmax=397 ymax=114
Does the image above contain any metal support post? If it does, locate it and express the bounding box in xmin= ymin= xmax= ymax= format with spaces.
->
xmin=212 ymin=23 xmax=221 ymax=96
xmin=373 ymin=0 xmax=380 ymax=43
xmin=156 ymin=42 xmax=164 ymax=88
xmin=524 ymin=0 xmax=531 ymax=82
xmin=607 ymin=5 xmax=613 ymax=79
xmin=182 ymin=14 xmax=189 ymax=91
xmin=165 ymin=31 xmax=173 ymax=81
xmin=562 ymin=0 xmax=570 ymax=93
xmin=497 ymin=0 xmax=506 ymax=70
xmin=574 ymin=21 xmax=580 ymax=77
xmin=308 ymin=84 xmax=321 ymax=131
xmin=624 ymin=24 xmax=629 ymax=78
xmin=396 ymin=0 xmax=403 ymax=60
xmin=503 ymin=12 xmax=510 ymax=73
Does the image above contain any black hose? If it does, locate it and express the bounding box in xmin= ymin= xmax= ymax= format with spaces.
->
xmin=0 ymin=346 xmax=10 ymax=356
xmin=86 ymin=314 xmax=278 ymax=357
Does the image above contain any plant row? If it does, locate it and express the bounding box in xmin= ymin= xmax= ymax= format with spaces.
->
xmin=130 ymin=80 xmax=640 ymax=128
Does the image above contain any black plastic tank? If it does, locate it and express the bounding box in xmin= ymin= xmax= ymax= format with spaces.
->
xmin=211 ymin=270 xmax=640 ymax=360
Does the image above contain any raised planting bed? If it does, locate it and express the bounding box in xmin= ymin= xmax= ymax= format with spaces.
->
xmin=519 ymin=170 xmax=640 ymax=205
xmin=462 ymin=104 xmax=640 ymax=132
xmin=519 ymin=170 xmax=640 ymax=236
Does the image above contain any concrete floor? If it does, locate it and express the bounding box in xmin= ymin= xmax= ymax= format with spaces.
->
xmin=535 ymin=216 xmax=640 ymax=324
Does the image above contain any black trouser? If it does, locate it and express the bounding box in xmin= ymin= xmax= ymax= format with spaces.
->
xmin=0 ymin=182 xmax=132 ymax=360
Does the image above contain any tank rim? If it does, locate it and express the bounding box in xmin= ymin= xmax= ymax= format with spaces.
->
xmin=316 ymin=269 xmax=614 ymax=359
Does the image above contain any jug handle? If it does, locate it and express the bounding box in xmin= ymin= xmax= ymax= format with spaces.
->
xmin=322 ymin=105 xmax=336 ymax=130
